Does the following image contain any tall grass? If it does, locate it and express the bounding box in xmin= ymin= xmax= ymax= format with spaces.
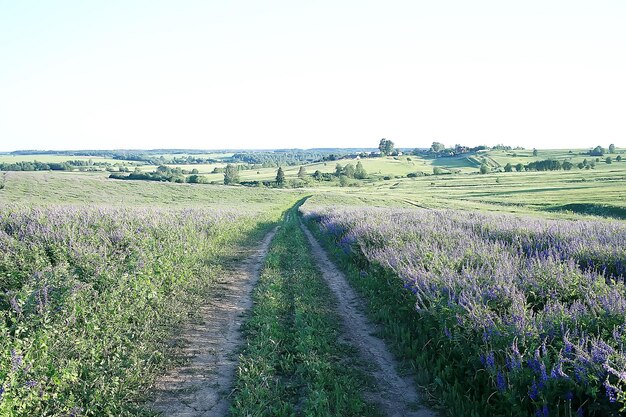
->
xmin=0 ymin=204 xmax=274 ymax=416
xmin=302 ymin=205 xmax=626 ymax=416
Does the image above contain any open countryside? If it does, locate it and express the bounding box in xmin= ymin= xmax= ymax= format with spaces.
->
xmin=2 ymin=1 xmax=626 ymax=416
xmin=1 ymin=141 xmax=626 ymax=416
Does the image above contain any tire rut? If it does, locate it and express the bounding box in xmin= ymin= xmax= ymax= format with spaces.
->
xmin=151 ymin=227 xmax=278 ymax=417
xmin=301 ymin=221 xmax=438 ymax=417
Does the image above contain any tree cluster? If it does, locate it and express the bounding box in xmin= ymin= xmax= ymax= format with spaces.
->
xmin=333 ymin=161 xmax=367 ymax=179
xmin=421 ymin=142 xmax=490 ymax=157
xmin=109 ymin=165 xmax=209 ymax=184
xmin=378 ymin=139 xmax=395 ymax=156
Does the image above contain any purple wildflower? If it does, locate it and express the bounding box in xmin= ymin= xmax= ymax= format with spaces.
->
xmin=496 ymin=371 xmax=506 ymax=392
xmin=24 ymin=380 xmax=38 ymax=388
xmin=528 ymin=379 xmax=540 ymax=401
xmin=604 ymin=379 xmax=618 ymax=403
xmin=69 ymin=406 xmax=84 ymax=417
xmin=11 ymin=350 xmax=23 ymax=372
xmin=9 ymin=296 xmax=21 ymax=314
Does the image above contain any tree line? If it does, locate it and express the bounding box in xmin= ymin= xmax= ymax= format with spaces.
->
xmin=109 ymin=166 xmax=209 ymax=184
xmin=0 ymin=160 xmax=114 ymax=172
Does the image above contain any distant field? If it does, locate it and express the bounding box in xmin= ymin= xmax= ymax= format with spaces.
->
xmin=0 ymin=154 xmax=124 ymax=164
xmin=0 ymin=170 xmax=303 ymax=207
xmin=2 ymin=147 xmax=625 ymax=219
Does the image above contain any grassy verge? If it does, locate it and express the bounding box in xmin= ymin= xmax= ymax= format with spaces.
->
xmin=0 ymin=203 xmax=290 ymax=417
xmin=230 ymin=202 xmax=379 ymax=417
xmin=301 ymin=216 xmax=459 ymax=415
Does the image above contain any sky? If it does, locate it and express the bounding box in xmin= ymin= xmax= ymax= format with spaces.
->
xmin=0 ymin=0 xmax=624 ymax=152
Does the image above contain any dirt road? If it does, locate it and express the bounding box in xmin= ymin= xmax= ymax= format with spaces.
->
xmin=151 ymin=227 xmax=278 ymax=417
xmin=301 ymin=222 xmax=437 ymax=417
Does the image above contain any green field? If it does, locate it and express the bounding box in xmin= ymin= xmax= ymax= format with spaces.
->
xmin=0 ymin=154 xmax=124 ymax=165
xmin=1 ymin=147 xmax=625 ymax=416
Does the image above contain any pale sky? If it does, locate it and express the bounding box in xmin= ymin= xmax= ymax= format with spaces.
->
xmin=0 ymin=0 xmax=624 ymax=152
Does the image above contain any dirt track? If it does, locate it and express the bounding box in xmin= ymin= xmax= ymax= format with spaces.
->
xmin=152 ymin=219 xmax=438 ymax=417
xmin=301 ymin=222 xmax=438 ymax=417
xmin=151 ymin=227 xmax=277 ymax=417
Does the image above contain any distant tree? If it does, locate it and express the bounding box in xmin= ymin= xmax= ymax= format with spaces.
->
xmin=590 ymin=146 xmax=605 ymax=156
xmin=532 ymin=148 xmax=538 ymax=157
xmin=562 ymin=161 xmax=573 ymax=170
xmin=354 ymin=161 xmax=367 ymax=179
xmin=378 ymin=138 xmax=395 ymax=156
xmin=223 ymin=164 xmax=240 ymax=185
xmin=312 ymin=170 xmax=322 ymax=180
xmin=344 ymin=163 xmax=356 ymax=178
xmin=433 ymin=167 xmax=445 ymax=175
xmin=187 ymin=174 xmax=208 ymax=184
xmin=617 ymin=155 xmax=623 ymax=162
xmin=297 ymin=166 xmax=307 ymax=178
xmin=504 ymin=163 xmax=513 ymax=172
xmin=480 ymin=164 xmax=489 ymax=174
xmin=335 ymin=163 xmax=343 ymax=176
xmin=339 ymin=175 xmax=349 ymax=187
xmin=515 ymin=163 xmax=524 ymax=172
xmin=577 ymin=162 xmax=584 ymax=169
xmin=431 ymin=142 xmax=446 ymax=153
xmin=606 ymin=157 xmax=613 ymax=164
xmin=191 ymin=168 xmax=199 ymax=174
xmin=609 ymin=144 xmax=616 ymax=153
xmin=275 ymin=167 xmax=285 ymax=186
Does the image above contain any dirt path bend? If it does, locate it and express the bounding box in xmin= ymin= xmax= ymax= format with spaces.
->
xmin=301 ymin=222 xmax=438 ymax=417
xmin=151 ymin=227 xmax=278 ymax=417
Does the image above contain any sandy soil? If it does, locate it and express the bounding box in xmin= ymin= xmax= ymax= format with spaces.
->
xmin=301 ymin=222 xmax=438 ymax=417
xmin=151 ymin=227 xmax=278 ymax=417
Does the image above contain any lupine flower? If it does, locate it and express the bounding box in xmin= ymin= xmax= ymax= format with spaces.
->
xmin=302 ymin=205 xmax=626 ymax=412
xmin=528 ymin=379 xmax=540 ymax=401
xmin=536 ymin=404 xmax=549 ymax=417
xmin=24 ymin=380 xmax=38 ymax=389
xmin=496 ymin=371 xmax=507 ymax=392
xmin=11 ymin=350 xmax=23 ymax=372
xmin=604 ymin=379 xmax=619 ymax=403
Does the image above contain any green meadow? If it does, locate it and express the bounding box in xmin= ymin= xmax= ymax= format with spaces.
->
xmin=1 ymin=146 xmax=625 ymax=416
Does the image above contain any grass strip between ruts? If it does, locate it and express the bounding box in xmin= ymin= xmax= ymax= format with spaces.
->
xmin=229 ymin=202 xmax=380 ymax=417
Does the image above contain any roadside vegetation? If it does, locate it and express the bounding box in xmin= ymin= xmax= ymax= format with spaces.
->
xmin=301 ymin=201 xmax=626 ymax=416
xmin=0 ymin=192 xmax=296 ymax=416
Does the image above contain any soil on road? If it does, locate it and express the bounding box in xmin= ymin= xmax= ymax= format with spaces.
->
xmin=151 ymin=227 xmax=278 ymax=417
